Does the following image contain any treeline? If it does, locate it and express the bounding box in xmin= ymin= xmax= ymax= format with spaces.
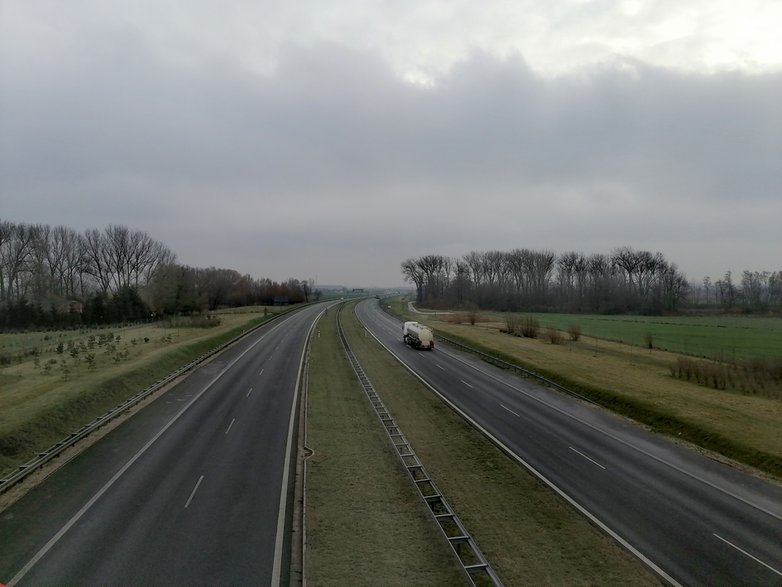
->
xmin=0 ymin=220 xmax=313 ymax=329
xmin=402 ymin=247 xmax=692 ymax=314
xmin=402 ymin=247 xmax=782 ymax=314
xmin=698 ymin=271 xmax=782 ymax=312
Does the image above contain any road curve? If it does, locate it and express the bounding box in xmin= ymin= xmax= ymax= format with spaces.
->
xmin=357 ymin=299 xmax=782 ymax=586
xmin=0 ymin=302 xmax=330 ymax=586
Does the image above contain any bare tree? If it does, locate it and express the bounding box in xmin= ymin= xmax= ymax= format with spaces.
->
xmin=0 ymin=220 xmax=13 ymax=301
xmin=81 ymin=228 xmax=112 ymax=293
xmin=1 ymin=222 xmax=35 ymax=301
xmin=401 ymin=258 xmax=425 ymax=303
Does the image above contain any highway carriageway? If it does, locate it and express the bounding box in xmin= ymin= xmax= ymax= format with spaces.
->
xmin=356 ymin=298 xmax=782 ymax=586
xmin=0 ymin=302 xmax=331 ymax=586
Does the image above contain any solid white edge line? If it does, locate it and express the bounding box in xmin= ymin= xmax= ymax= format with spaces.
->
xmin=355 ymin=301 xmax=683 ymax=587
xmin=7 ymin=315 xmax=291 ymax=587
xmin=569 ymin=446 xmax=607 ymax=470
xmin=430 ymin=331 xmax=782 ymax=523
xmin=184 ymin=475 xmax=204 ymax=509
xmin=713 ymin=533 xmax=782 ymax=577
xmin=270 ymin=305 xmax=330 ymax=587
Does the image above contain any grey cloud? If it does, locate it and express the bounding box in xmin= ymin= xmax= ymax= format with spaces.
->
xmin=1 ymin=33 xmax=780 ymax=285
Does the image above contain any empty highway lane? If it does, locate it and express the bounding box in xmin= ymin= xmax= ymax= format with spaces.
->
xmin=356 ymin=299 xmax=782 ymax=586
xmin=1 ymin=302 xmax=330 ymax=586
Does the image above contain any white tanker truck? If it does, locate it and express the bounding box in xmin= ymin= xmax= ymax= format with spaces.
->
xmin=403 ymin=321 xmax=435 ymax=350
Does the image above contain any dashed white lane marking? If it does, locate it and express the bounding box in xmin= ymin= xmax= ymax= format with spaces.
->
xmin=184 ymin=475 xmax=205 ymax=509
xmin=713 ymin=533 xmax=782 ymax=577
xmin=569 ymin=446 xmax=607 ymax=470
xmin=225 ymin=418 xmax=236 ymax=435
xmin=258 ymin=368 xmax=264 ymax=376
xmin=460 ymin=379 xmax=474 ymax=389
xmin=436 ymin=364 xmax=445 ymax=370
xmin=246 ymin=387 xmax=253 ymax=398
xmin=500 ymin=403 xmax=520 ymax=417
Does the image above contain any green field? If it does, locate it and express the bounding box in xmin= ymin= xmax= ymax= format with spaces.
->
xmin=519 ymin=313 xmax=782 ymax=360
xmin=391 ymin=299 xmax=782 ymax=477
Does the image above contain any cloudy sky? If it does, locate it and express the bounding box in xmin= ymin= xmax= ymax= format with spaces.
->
xmin=1 ymin=1 xmax=780 ymax=287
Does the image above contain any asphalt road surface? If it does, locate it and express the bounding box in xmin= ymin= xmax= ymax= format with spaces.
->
xmin=1 ymin=302 xmax=329 ymax=586
xmin=356 ymin=299 xmax=782 ymax=586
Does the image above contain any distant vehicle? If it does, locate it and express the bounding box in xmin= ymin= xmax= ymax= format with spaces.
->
xmin=402 ymin=321 xmax=434 ymax=350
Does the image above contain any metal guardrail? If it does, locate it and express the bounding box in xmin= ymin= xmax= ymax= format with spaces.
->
xmin=337 ymin=306 xmax=504 ymax=587
xmin=0 ymin=308 xmax=295 ymax=495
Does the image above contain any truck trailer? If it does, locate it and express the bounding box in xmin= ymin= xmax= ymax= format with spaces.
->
xmin=403 ymin=321 xmax=435 ymax=350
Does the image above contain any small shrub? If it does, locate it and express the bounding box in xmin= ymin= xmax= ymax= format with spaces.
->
xmin=644 ymin=333 xmax=654 ymax=350
xmin=56 ymin=342 xmax=64 ymax=354
xmin=568 ymin=324 xmax=582 ymax=341
xmin=546 ymin=328 xmax=564 ymax=345
xmin=504 ymin=315 xmax=520 ymax=335
xmin=520 ymin=317 xmax=539 ymax=338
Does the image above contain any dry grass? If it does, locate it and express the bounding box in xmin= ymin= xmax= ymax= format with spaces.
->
xmin=0 ymin=308 xmax=284 ymax=474
xmin=422 ymin=316 xmax=782 ymax=476
xmin=342 ymin=302 xmax=657 ymax=585
xmin=305 ymin=305 xmax=464 ymax=585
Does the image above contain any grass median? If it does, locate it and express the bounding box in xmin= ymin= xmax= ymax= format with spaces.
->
xmin=304 ymin=304 xmax=464 ymax=585
xmin=338 ymin=301 xmax=657 ymax=585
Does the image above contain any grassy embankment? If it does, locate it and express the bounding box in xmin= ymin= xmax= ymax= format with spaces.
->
xmin=0 ymin=306 xmax=285 ymax=475
xmin=305 ymin=301 xmax=657 ymax=585
xmin=305 ymin=304 xmax=464 ymax=585
xmin=392 ymin=299 xmax=782 ymax=478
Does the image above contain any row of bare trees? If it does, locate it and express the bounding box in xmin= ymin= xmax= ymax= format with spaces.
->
xmin=146 ymin=265 xmax=312 ymax=314
xmin=700 ymin=271 xmax=782 ymax=311
xmin=1 ymin=219 xmax=313 ymax=328
xmin=0 ymin=221 xmax=174 ymax=307
xmin=402 ymin=247 xmax=691 ymax=314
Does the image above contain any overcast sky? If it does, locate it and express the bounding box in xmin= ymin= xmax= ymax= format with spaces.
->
xmin=1 ymin=1 xmax=780 ymax=287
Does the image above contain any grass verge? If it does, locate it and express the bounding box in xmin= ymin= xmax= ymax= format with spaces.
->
xmin=0 ymin=308 xmax=285 ymax=475
xmin=341 ymin=301 xmax=658 ymax=585
xmin=387 ymin=299 xmax=782 ymax=479
xmin=304 ymin=304 xmax=464 ymax=585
